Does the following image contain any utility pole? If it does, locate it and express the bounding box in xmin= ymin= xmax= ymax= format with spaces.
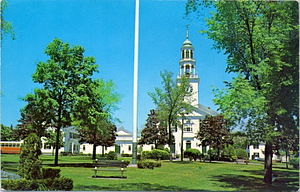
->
xmin=132 ymin=0 xmax=139 ymax=165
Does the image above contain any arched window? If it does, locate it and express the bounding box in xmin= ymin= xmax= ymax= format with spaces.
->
xmin=182 ymin=50 xmax=184 ymax=59
xmin=186 ymin=140 xmax=191 ymax=150
xmin=191 ymin=50 xmax=193 ymax=58
xmin=128 ymin=145 xmax=131 ymax=151
xmin=186 ymin=65 xmax=190 ymax=74
xmin=186 ymin=50 xmax=190 ymax=58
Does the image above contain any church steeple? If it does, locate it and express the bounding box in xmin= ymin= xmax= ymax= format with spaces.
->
xmin=177 ymin=28 xmax=200 ymax=105
xmin=179 ymin=27 xmax=197 ymax=78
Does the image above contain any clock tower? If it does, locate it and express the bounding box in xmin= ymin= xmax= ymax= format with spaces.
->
xmin=177 ymin=29 xmax=200 ymax=106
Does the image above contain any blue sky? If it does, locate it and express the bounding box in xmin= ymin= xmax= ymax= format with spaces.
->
xmin=1 ymin=0 xmax=234 ymax=133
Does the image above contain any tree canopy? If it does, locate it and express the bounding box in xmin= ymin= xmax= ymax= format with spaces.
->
xmin=1 ymin=0 xmax=15 ymax=40
xmin=139 ymin=109 xmax=168 ymax=149
xmin=23 ymin=38 xmax=98 ymax=165
xmin=187 ymin=0 xmax=298 ymax=184
xmin=197 ymin=115 xmax=233 ymax=162
xmin=148 ymin=70 xmax=193 ymax=161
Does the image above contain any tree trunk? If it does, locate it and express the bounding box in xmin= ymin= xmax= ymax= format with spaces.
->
xmin=54 ymin=126 xmax=60 ymax=166
xmin=285 ymin=150 xmax=288 ymax=169
xmin=209 ymin=146 xmax=212 ymax=163
xmin=102 ymin=146 xmax=105 ymax=156
xmin=263 ymin=141 xmax=273 ymax=184
xmin=217 ymin=147 xmax=220 ymax=161
xmin=168 ymin=120 xmax=173 ymax=162
xmin=92 ymin=144 xmax=97 ymax=160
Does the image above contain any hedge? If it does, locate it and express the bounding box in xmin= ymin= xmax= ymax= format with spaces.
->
xmin=141 ymin=149 xmax=169 ymax=160
xmin=137 ymin=160 xmax=161 ymax=169
xmin=1 ymin=177 xmax=73 ymax=191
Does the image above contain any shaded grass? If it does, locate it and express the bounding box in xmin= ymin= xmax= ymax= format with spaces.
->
xmin=1 ymin=154 xmax=299 ymax=191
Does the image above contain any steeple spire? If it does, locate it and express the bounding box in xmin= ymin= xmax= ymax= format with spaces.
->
xmin=186 ymin=24 xmax=189 ymax=39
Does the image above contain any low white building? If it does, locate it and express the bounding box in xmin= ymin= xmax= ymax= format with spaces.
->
xmin=248 ymin=143 xmax=280 ymax=161
xmin=41 ymin=126 xmax=80 ymax=155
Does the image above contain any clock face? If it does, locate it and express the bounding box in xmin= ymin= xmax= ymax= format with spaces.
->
xmin=188 ymin=85 xmax=193 ymax=93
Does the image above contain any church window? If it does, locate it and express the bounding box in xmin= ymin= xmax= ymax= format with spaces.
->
xmin=186 ymin=50 xmax=190 ymax=58
xmin=83 ymin=145 xmax=86 ymax=151
xmin=186 ymin=141 xmax=191 ymax=149
xmin=128 ymin=145 xmax=131 ymax=151
xmin=253 ymin=144 xmax=259 ymax=149
xmin=182 ymin=50 xmax=184 ymax=59
xmin=184 ymin=127 xmax=193 ymax=132
xmin=191 ymin=50 xmax=193 ymax=58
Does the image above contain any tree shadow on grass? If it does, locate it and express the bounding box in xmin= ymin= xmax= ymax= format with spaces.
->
xmin=172 ymin=161 xmax=223 ymax=165
xmin=44 ymin=163 xmax=93 ymax=168
xmin=76 ymin=182 xmax=209 ymax=191
xmin=210 ymin=168 xmax=299 ymax=191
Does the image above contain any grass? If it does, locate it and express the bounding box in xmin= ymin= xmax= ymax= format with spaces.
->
xmin=1 ymin=154 xmax=299 ymax=191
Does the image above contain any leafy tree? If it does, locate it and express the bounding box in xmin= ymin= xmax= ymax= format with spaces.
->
xmin=197 ymin=115 xmax=233 ymax=162
xmin=187 ymin=0 xmax=298 ymax=184
xmin=1 ymin=124 xmax=14 ymax=141
xmin=16 ymin=88 xmax=55 ymax=140
xmin=25 ymin=38 xmax=98 ymax=165
xmin=148 ymin=70 xmax=193 ymax=161
xmin=1 ymin=0 xmax=15 ymax=40
xmin=73 ymin=78 xmax=120 ymax=159
xmin=78 ymin=121 xmax=117 ymax=159
xmin=18 ymin=133 xmax=43 ymax=180
xmin=231 ymin=131 xmax=249 ymax=150
xmin=139 ymin=109 xmax=168 ymax=149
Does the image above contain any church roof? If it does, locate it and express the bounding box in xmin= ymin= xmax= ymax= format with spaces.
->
xmin=117 ymin=127 xmax=132 ymax=136
xmin=188 ymin=103 xmax=219 ymax=117
xmin=183 ymin=38 xmax=192 ymax=46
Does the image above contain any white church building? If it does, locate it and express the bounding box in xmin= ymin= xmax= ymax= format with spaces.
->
xmin=170 ymin=32 xmax=219 ymax=155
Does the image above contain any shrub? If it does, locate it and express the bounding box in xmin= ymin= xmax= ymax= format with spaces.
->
xmin=137 ymin=160 xmax=161 ymax=169
xmin=290 ymin=158 xmax=299 ymax=169
xmin=1 ymin=177 xmax=73 ymax=191
xmin=235 ymin=148 xmax=248 ymax=159
xmin=1 ymin=179 xmax=38 ymax=191
xmin=207 ymin=149 xmax=218 ymax=160
xmin=152 ymin=149 xmax=169 ymax=160
xmin=121 ymin=153 xmax=132 ymax=157
xmin=18 ymin=133 xmax=43 ymax=180
xmin=51 ymin=177 xmax=73 ymax=191
xmin=42 ymin=168 xmax=60 ymax=179
xmin=137 ymin=146 xmax=143 ymax=154
xmin=184 ymin=148 xmax=201 ymax=161
xmin=141 ymin=150 xmax=169 ymax=160
xmin=141 ymin=150 xmax=153 ymax=159
xmin=107 ymin=151 xmax=117 ymax=160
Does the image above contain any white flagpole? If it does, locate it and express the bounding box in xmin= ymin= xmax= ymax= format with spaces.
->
xmin=132 ymin=0 xmax=139 ymax=165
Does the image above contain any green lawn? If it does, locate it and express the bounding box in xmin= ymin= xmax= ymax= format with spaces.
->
xmin=1 ymin=154 xmax=299 ymax=191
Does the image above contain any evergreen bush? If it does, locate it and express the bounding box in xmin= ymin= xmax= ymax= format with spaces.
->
xmin=42 ymin=168 xmax=61 ymax=179
xmin=141 ymin=150 xmax=153 ymax=159
xmin=18 ymin=133 xmax=43 ymax=180
xmin=184 ymin=148 xmax=201 ymax=161
xmin=107 ymin=151 xmax=117 ymax=160
xmin=137 ymin=160 xmax=161 ymax=169
xmin=151 ymin=149 xmax=169 ymax=160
